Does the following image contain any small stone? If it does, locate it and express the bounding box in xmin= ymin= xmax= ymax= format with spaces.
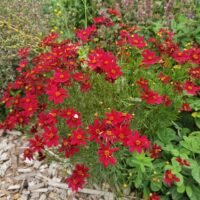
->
xmin=13 ymin=193 xmax=20 ymax=200
xmin=48 ymin=192 xmax=60 ymax=200
xmin=33 ymin=160 xmax=42 ymax=169
xmin=22 ymin=190 xmax=30 ymax=195
xmin=31 ymin=193 xmax=40 ymax=198
xmin=20 ymin=195 xmax=28 ymax=200
xmin=24 ymin=158 xmax=34 ymax=166
xmin=52 ymin=177 xmax=62 ymax=182
xmin=39 ymin=194 xmax=47 ymax=200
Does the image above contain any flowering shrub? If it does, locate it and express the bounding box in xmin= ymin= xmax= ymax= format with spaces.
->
xmin=1 ymin=9 xmax=200 ymax=200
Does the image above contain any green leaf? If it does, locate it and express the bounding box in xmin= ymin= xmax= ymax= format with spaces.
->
xmin=150 ymin=180 xmax=162 ymax=192
xmin=177 ymin=184 xmax=185 ymax=193
xmin=180 ymin=133 xmax=200 ymax=153
xmin=195 ymin=118 xmax=200 ymax=129
xmin=186 ymin=185 xmax=193 ymax=198
xmin=191 ymin=165 xmax=200 ymax=184
xmin=157 ymin=128 xmax=176 ymax=144
xmin=190 ymin=184 xmax=200 ymax=200
xmin=134 ymin=172 xmax=142 ymax=188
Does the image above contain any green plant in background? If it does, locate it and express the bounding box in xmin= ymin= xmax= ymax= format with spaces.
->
xmin=0 ymin=0 xmax=49 ymax=96
xmin=43 ymin=0 xmax=100 ymax=38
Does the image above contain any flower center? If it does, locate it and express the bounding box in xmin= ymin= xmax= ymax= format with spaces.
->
xmin=49 ymin=132 xmax=54 ymax=139
xmin=135 ymin=140 xmax=141 ymax=146
xmin=193 ymin=54 xmax=199 ymax=60
xmin=59 ymin=74 xmax=65 ymax=79
xmin=55 ymin=91 xmax=61 ymax=96
xmin=187 ymin=86 xmax=193 ymax=90
xmin=106 ymin=130 xmax=113 ymax=136
xmin=119 ymin=133 xmax=124 ymax=139
xmin=168 ymin=173 xmax=173 ymax=179
xmin=28 ymin=107 xmax=33 ymax=111
xmin=111 ymin=69 xmax=116 ymax=74
xmin=104 ymin=150 xmax=110 ymax=157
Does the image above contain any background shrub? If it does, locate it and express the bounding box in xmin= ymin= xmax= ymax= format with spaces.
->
xmin=0 ymin=0 xmax=49 ymax=95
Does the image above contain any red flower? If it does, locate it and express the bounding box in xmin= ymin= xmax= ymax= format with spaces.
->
xmin=71 ymin=128 xmax=86 ymax=146
xmin=105 ymin=65 xmax=123 ymax=81
xmin=23 ymin=148 xmax=33 ymax=160
xmin=65 ymin=164 xmax=89 ymax=192
xmin=98 ymin=144 xmax=118 ymax=167
xmin=188 ymin=48 xmax=200 ymax=64
xmin=66 ymin=174 xmax=86 ymax=192
xmin=18 ymin=47 xmax=30 ymax=58
xmin=141 ymin=89 xmax=163 ymax=105
xmin=41 ymin=32 xmax=59 ymax=46
xmin=172 ymin=50 xmax=189 ymax=64
xmin=29 ymin=134 xmax=45 ymax=153
xmin=127 ymin=131 xmax=150 ymax=153
xmin=149 ymin=193 xmax=160 ymax=200
xmin=189 ymin=67 xmax=200 ymax=79
xmin=163 ymin=170 xmax=180 ymax=186
xmin=66 ymin=112 xmax=82 ymax=128
xmin=158 ymin=72 xmax=171 ymax=84
xmin=93 ymin=16 xmax=108 ymax=25
xmin=113 ymin=126 xmax=132 ymax=145
xmin=142 ymin=49 xmax=160 ymax=66
xmin=76 ymin=25 xmax=96 ymax=43
xmin=42 ymin=126 xmax=59 ymax=147
xmin=183 ymin=81 xmax=200 ymax=95
xmin=150 ymin=144 xmax=162 ymax=159
xmin=59 ymin=138 xmax=79 ymax=158
xmin=53 ymin=70 xmax=70 ymax=83
xmin=101 ymin=129 xmax=116 ymax=144
xmin=88 ymin=119 xmax=104 ymax=143
xmin=80 ymin=81 xmax=91 ymax=92
xmin=180 ymin=102 xmax=192 ymax=112
xmin=175 ymin=157 xmax=190 ymax=167
xmin=73 ymin=72 xmax=89 ymax=83
xmin=87 ymin=49 xmax=122 ymax=82
xmin=73 ymin=164 xmax=89 ymax=179
xmin=107 ymin=8 xmax=121 ymax=17
xmin=136 ymin=77 xmax=149 ymax=91
xmin=162 ymin=95 xmax=172 ymax=107
xmin=38 ymin=112 xmax=57 ymax=128
xmin=46 ymin=85 xmax=68 ymax=104
xmin=17 ymin=59 xmax=28 ymax=71
xmin=128 ymin=34 xmax=146 ymax=49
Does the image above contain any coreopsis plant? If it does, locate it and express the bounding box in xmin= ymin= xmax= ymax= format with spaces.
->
xmin=0 ymin=8 xmax=200 ymax=200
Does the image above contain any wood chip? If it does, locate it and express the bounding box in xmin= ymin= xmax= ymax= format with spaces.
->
xmin=31 ymin=188 xmax=48 ymax=193
xmin=7 ymin=185 xmax=21 ymax=190
xmin=17 ymin=168 xmax=32 ymax=173
xmin=0 ymin=159 xmax=11 ymax=177
xmin=29 ymin=183 xmax=45 ymax=190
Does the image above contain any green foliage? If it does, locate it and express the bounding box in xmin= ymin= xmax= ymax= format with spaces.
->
xmin=43 ymin=0 xmax=100 ymax=38
xmin=0 ymin=0 xmax=49 ymax=95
